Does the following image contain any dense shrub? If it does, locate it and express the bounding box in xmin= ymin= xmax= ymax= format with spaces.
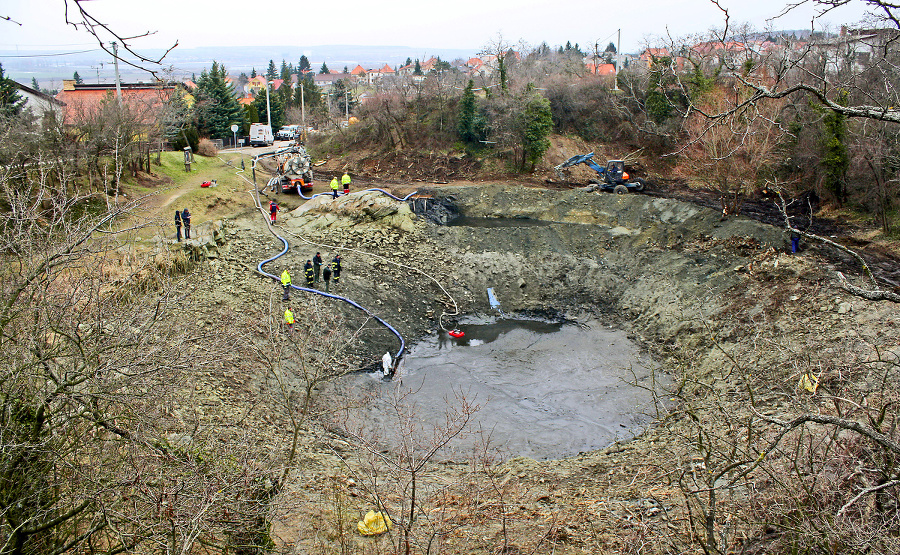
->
xmin=197 ymin=137 xmax=218 ymax=157
xmin=171 ymin=126 xmax=200 ymax=153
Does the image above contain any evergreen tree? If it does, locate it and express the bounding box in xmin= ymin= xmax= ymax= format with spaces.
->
xmin=252 ymin=87 xmax=284 ymax=130
xmin=31 ymin=77 xmax=39 ymax=91
xmin=251 ymin=67 xmax=257 ymax=78
xmin=73 ymin=71 xmax=83 ymax=84
xmin=319 ymin=62 xmax=330 ymax=74
xmin=330 ymin=80 xmax=355 ymax=113
xmin=405 ymin=57 xmax=413 ymax=67
xmin=266 ymin=60 xmax=277 ymax=82
xmin=194 ymin=61 xmax=245 ymax=140
xmin=605 ymin=42 xmax=617 ymax=53
xmin=414 ymin=59 xmax=423 ymax=75
xmin=298 ymin=55 xmax=311 ymax=73
xmin=0 ymin=63 xmax=25 ymax=118
xmin=457 ymin=80 xmax=484 ymax=145
xmin=280 ymin=59 xmax=289 ymax=79
xmin=343 ymin=66 xmax=349 ymax=74
xmin=294 ymin=78 xmax=321 ymax=110
xmin=518 ymin=87 xmax=553 ymax=171
xmin=243 ymin=103 xmax=259 ymax=134
xmin=821 ymin=92 xmax=850 ymax=205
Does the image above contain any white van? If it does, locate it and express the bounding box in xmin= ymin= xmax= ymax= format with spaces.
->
xmin=249 ymin=123 xmax=274 ymax=147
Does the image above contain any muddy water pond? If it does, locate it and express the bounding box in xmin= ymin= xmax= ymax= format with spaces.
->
xmin=336 ymin=316 xmax=669 ymax=460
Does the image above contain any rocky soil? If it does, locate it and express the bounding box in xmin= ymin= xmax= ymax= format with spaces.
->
xmin=177 ymin=180 xmax=899 ymax=554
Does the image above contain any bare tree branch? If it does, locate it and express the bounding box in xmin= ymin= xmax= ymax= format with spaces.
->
xmin=64 ymin=0 xmax=178 ymax=78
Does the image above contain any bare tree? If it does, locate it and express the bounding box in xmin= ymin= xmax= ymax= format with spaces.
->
xmin=334 ymin=385 xmax=480 ymax=555
xmin=677 ymin=87 xmax=789 ymax=215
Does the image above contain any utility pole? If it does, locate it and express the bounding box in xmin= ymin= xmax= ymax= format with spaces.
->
xmin=111 ymin=41 xmax=122 ymax=99
xmin=345 ymin=87 xmax=349 ymax=125
xmin=265 ymin=79 xmax=272 ymax=130
xmin=614 ymin=29 xmax=621 ymax=91
xmin=300 ymin=78 xmax=306 ymax=142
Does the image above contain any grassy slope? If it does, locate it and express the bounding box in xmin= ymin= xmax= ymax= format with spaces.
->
xmin=125 ymin=150 xmax=262 ymax=241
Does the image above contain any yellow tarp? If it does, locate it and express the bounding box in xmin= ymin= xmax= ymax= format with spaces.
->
xmin=357 ymin=510 xmax=392 ymax=536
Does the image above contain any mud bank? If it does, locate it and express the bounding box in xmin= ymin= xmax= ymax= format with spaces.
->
xmin=420 ymin=185 xmax=790 ymax=345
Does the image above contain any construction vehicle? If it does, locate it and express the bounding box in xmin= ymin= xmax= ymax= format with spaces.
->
xmin=555 ymin=153 xmax=645 ymax=194
xmin=268 ymin=145 xmax=314 ymax=194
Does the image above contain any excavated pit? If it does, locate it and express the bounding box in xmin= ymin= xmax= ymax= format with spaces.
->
xmin=307 ymin=184 xmax=793 ymax=461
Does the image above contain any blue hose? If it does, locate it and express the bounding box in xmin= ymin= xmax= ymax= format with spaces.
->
xmin=256 ymin=191 xmax=411 ymax=365
xmin=297 ymin=186 xmax=418 ymax=202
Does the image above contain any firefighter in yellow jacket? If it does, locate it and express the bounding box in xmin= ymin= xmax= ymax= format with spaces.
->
xmin=280 ymin=269 xmax=292 ymax=301
xmin=330 ymin=177 xmax=340 ymax=199
xmin=284 ymin=307 xmax=295 ymax=334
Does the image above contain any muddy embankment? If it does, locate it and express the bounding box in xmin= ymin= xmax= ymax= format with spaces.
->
xmin=422 ymin=185 xmax=789 ymax=338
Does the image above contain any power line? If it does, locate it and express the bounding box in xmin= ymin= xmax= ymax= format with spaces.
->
xmin=0 ymin=48 xmax=102 ymax=58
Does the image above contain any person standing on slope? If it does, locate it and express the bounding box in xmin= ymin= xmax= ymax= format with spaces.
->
xmin=281 ymin=268 xmax=292 ymax=301
xmin=313 ymin=252 xmax=323 ymax=283
xmin=331 ymin=254 xmax=342 ymax=285
xmin=330 ymin=177 xmax=340 ymax=199
xmin=304 ymin=260 xmax=315 ymax=287
xmin=181 ymin=208 xmax=191 ymax=239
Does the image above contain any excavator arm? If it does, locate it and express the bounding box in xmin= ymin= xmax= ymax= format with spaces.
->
xmin=554 ymin=152 xmax=606 ymax=180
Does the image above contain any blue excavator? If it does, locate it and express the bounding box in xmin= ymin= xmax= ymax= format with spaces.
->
xmin=554 ymin=153 xmax=645 ymax=194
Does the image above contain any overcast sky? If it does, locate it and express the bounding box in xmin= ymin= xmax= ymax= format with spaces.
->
xmin=1 ymin=0 xmax=874 ymax=55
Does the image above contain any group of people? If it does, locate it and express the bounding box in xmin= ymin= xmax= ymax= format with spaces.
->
xmin=281 ymin=252 xmax=343 ymax=333
xmin=174 ymin=208 xmax=191 ymax=242
xmin=280 ymin=252 xmax=343 ymax=300
xmin=330 ymin=172 xmax=352 ymax=199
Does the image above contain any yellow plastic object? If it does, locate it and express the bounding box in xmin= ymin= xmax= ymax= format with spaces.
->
xmin=799 ymin=372 xmax=819 ymax=393
xmin=348 ymin=116 xmax=359 ymax=125
xmin=357 ymin=510 xmax=392 ymax=536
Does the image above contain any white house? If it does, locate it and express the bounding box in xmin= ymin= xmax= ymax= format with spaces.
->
xmin=14 ymin=82 xmax=65 ymax=117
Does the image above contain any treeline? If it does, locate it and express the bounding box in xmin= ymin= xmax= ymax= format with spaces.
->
xmin=324 ymin=31 xmax=899 ymax=230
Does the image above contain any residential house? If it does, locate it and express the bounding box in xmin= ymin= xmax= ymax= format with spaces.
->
xmin=13 ymin=81 xmax=65 ymax=117
xmin=247 ymin=76 xmax=267 ymax=95
xmin=313 ymin=72 xmax=351 ymax=91
xmin=584 ymin=63 xmax=616 ymax=76
xmin=366 ymin=64 xmax=394 ymax=85
xmin=464 ymin=57 xmax=485 ymax=76
xmin=55 ymin=80 xmax=175 ymax=123
xmin=814 ymin=26 xmax=900 ymax=74
xmin=350 ymin=65 xmax=368 ymax=82
xmin=639 ymin=47 xmax=670 ymax=67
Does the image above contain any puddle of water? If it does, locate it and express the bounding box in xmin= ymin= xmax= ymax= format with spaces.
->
xmin=334 ymin=317 xmax=670 ymax=461
xmin=447 ymin=216 xmax=556 ymax=228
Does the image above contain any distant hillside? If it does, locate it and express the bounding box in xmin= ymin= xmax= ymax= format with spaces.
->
xmin=2 ymin=44 xmax=477 ymax=86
